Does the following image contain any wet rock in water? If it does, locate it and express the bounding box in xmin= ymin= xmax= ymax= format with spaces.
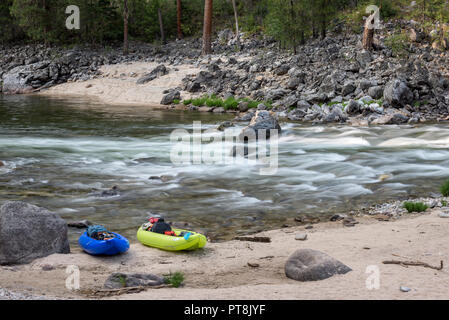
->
xmin=0 ymin=161 xmax=4 ymax=167
xmin=0 ymin=201 xmax=70 ymax=265
xmin=217 ymin=121 xmax=234 ymax=131
xmin=160 ymin=90 xmax=181 ymax=105
xmin=149 ymin=176 xmax=172 ymax=182
xmin=285 ymin=249 xmax=352 ymax=282
xmin=383 ymin=79 xmax=413 ymax=107
xmin=136 ymin=65 xmax=168 ymax=84
xmin=100 ymin=186 xmax=120 ymax=197
xmin=67 ymin=220 xmax=92 ymax=228
xmin=239 ymin=110 xmax=281 ymax=140
xmin=104 ymin=273 xmax=165 ymax=289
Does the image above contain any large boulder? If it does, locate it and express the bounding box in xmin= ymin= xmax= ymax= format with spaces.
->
xmin=2 ymin=65 xmax=34 ymax=94
xmin=136 ymin=65 xmax=168 ymax=85
xmin=160 ymin=90 xmax=181 ymax=105
xmin=383 ymin=79 xmax=413 ymax=107
xmin=285 ymin=249 xmax=352 ymax=281
xmin=239 ymin=110 xmax=281 ymax=140
xmin=345 ymin=100 xmax=362 ymax=115
xmin=0 ymin=201 xmax=70 ymax=265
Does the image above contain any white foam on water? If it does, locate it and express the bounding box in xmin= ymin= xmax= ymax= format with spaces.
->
xmin=378 ymin=137 xmax=449 ymax=148
xmin=300 ymin=136 xmax=371 ymax=148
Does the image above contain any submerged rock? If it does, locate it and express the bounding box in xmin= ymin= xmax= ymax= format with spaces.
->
xmin=100 ymin=186 xmax=120 ymax=197
xmin=285 ymin=249 xmax=352 ymax=281
xmin=0 ymin=161 xmax=4 ymax=167
xmin=0 ymin=201 xmax=70 ymax=265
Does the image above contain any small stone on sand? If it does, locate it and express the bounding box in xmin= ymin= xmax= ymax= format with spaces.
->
xmin=295 ymin=233 xmax=308 ymax=241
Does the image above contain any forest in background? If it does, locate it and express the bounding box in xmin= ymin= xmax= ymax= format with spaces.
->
xmin=1 ymin=0 xmax=448 ymax=51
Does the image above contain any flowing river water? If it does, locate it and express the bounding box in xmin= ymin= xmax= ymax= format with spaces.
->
xmin=1 ymin=95 xmax=449 ymax=243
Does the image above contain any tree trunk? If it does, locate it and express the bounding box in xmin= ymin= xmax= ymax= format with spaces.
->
xmin=177 ymin=0 xmax=182 ymax=39
xmin=231 ymin=0 xmax=240 ymax=45
xmin=321 ymin=17 xmax=326 ymax=39
xmin=362 ymin=13 xmax=375 ymax=51
xmin=158 ymin=7 xmax=166 ymax=45
xmin=123 ymin=0 xmax=129 ymax=55
xmin=202 ymin=0 xmax=213 ymax=55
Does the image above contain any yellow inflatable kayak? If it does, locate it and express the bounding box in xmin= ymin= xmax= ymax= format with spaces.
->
xmin=137 ymin=227 xmax=207 ymax=251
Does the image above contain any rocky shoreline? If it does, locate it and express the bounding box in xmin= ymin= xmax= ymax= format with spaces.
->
xmin=2 ymin=20 xmax=449 ymax=127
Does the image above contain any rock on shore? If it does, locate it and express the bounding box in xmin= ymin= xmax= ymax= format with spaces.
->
xmin=0 ymin=201 xmax=70 ymax=265
xmin=285 ymin=249 xmax=352 ymax=281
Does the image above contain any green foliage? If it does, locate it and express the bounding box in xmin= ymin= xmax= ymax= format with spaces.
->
xmin=403 ymin=201 xmax=429 ymax=213
xmin=2 ymin=0 xmax=448 ymax=47
xmin=441 ymin=180 xmax=449 ymax=197
xmin=385 ymin=32 xmax=410 ymax=57
xmin=173 ymin=99 xmax=180 ymax=104
xmin=441 ymin=200 xmax=448 ymax=207
xmin=164 ymin=271 xmax=184 ymax=288
xmin=183 ymin=94 xmax=273 ymax=111
xmin=223 ymin=97 xmax=239 ymax=110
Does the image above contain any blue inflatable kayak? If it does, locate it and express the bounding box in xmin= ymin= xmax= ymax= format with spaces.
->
xmin=78 ymin=231 xmax=130 ymax=256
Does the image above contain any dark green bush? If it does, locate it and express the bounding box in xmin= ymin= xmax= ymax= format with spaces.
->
xmin=164 ymin=271 xmax=184 ymax=288
xmin=403 ymin=202 xmax=429 ymax=213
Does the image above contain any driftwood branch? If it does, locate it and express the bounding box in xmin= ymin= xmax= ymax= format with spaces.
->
xmin=234 ymin=236 xmax=271 ymax=243
xmin=80 ymin=284 xmax=169 ymax=298
xmin=383 ymin=260 xmax=444 ymax=271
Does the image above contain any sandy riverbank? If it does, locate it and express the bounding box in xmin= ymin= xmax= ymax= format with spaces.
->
xmin=39 ymin=61 xmax=201 ymax=107
xmin=1 ymin=208 xmax=448 ymax=300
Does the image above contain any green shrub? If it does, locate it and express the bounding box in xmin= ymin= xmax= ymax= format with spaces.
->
xmin=248 ymin=100 xmax=260 ymax=109
xmin=385 ymin=32 xmax=410 ymax=58
xmin=192 ymin=97 xmax=207 ymax=106
xmin=441 ymin=180 xmax=449 ymax=197
xmin=183 ymin=99 xmax=192 ymax=105
xmin=164 ymin=271 xmax=184 ymax=288
xmin=442 ymin=200 xmax=448 ymax=207
xmin=224 ymin=97 xmax=239 ymax=110
xmin=206 ymin=98 xmax=224 ymax=108
xmin=403 ymin=201 xmax=429 ymax=213
xmin=173 ymin=99 xmax=180 ymax=104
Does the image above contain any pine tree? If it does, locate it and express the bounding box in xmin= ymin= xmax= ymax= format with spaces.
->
xmin=202 ymin=0 xmax=213 ymax=54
